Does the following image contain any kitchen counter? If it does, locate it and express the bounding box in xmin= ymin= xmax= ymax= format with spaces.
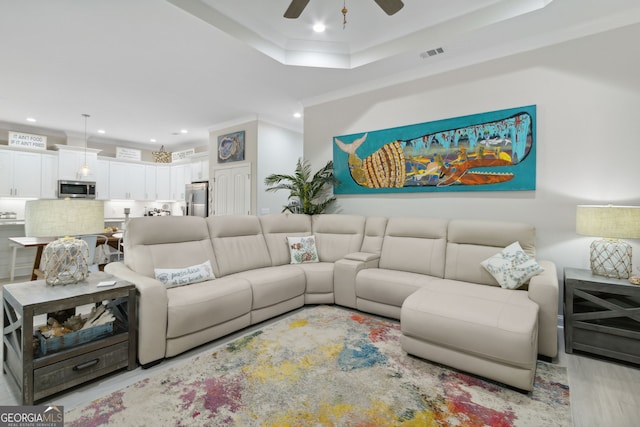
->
xmin=0 ymin=219 xmax=25 ymax=226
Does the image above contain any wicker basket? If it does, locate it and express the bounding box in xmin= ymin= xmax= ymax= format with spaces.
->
xmin=152 ymin=145 xmax=172 ymax=163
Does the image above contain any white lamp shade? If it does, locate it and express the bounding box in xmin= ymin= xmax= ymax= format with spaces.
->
xmin=576 ymin=205 xmax=640 ymax=239
xmin=25 ymin=199 xmax=104 ymax=237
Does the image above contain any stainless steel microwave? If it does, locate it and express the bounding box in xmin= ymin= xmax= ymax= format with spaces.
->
xmin=58 ymin=180 xmax=96 ymax=199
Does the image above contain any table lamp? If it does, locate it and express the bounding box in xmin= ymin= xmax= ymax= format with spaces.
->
xmin=576 ymin=205 xmax=640 ymax=279
xmin=25 ymin=199 xmax=104 ymax=285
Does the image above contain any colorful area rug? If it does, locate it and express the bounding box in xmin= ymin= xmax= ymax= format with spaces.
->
xmin=66 ymin=306 xmax=572 ymax=426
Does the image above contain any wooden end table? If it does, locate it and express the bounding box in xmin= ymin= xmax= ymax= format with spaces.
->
xmin=564 ymin=267 xmax=640 ymax=365
xmin=2 ymin=271 xmax=137 ymax=404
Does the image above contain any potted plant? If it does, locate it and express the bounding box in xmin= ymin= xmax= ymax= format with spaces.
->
xmin=264 ymin=159 xmax=338 ymax=214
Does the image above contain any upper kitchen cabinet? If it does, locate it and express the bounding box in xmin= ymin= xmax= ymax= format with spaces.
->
xmin=40 ymin=153 xmax=58 ymax=199
xmin=109 ymin=161 xmax=145 ymax=200
xmin=56 ymin=145 xmax=100 ymax=181
xmin=95 ymin=159 xmax=110 ymax=200
xmin=0 ymin=148 xmax=42 ymax=198
xmin=190 ymin=158 xmax=209 ymax=182
xmin=156 ymin=165 xmax=172 ymax=200
xmin=144 ymin=165 xmax=157 ymax=201
xmin=171 ymin=164 xmax=188 ymax=201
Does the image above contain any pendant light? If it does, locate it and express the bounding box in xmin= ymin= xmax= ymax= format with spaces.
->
xmin=79 ymin=113 xmax=91 ymax=177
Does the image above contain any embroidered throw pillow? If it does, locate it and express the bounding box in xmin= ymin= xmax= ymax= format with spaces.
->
xmin=481 ymin=242 xmax=544 ymax=289
xmin=287 ymin=235 xmax=319 ymax=264
xmin=154 ymin=260 xmax=215 ymax=288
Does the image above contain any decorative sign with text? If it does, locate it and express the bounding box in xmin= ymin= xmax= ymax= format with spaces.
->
xmin=172 ymin=148 xmax=195 ymax=162
xmin=116 ymin=147 xmax=142 ymax=161
xmin=8 ymin=131 xmax=47 ymax=150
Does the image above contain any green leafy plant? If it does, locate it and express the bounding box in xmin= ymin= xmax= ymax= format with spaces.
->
xmin=264 ymin=159 xmax=338 ymax=214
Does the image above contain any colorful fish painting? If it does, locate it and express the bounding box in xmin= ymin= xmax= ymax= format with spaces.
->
xmin=333 ymin=105 xmax=536 ymax=193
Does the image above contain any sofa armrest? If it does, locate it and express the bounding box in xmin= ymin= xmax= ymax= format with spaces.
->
xmin=334 ymin=253 xmax=380 ymax=308
xmin=105 ymin=262 xmax=169 ymax=366
xmin=344 ymin=252 xmax=381 ymax=263
xmin=527 ymin=260 xmax=559 ymax=358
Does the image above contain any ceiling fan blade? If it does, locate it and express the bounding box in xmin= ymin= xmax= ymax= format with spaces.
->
xmin=284 ymin=0 xmax=311 ymax=19
xmin=373 ymin=0 xmax=404 ymax=16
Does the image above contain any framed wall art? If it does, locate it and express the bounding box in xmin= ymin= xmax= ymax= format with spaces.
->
xmin=333 ymin=105 xmax=536 ymax=194
xmin=217 ymin=130 xmax=245 ymax=163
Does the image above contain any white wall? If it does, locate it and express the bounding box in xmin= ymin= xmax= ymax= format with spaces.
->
xmin=256 ymin=121 xmax=303 ymax=215
xmin=304 ymin=24 xmax=640 ymax=284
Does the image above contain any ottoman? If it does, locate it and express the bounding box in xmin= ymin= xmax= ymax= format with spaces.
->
xmin=400 ymin=283 xmax=539 ymax=391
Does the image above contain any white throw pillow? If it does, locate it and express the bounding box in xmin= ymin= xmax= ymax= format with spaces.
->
xmin=481 ymin=242 xmax=544 ymax=289
xmin=155 ymin=260 xmax=215 ymax=288
xmin=287 ymin=235 xmax=319 ymax=264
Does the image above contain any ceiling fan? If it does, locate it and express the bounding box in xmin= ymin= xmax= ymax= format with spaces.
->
xmin=284 ymin=0 xmax=404 ymax=19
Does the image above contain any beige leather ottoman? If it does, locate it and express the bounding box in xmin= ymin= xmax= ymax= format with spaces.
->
xmin=400 ymin=283 xmax=539 ymax=391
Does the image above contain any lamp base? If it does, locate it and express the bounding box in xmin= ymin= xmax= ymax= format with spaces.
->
xmin=589 ymin=238 xmax=632 ymax=279
xmin=41 ymin=237 xmax=90 ymax=286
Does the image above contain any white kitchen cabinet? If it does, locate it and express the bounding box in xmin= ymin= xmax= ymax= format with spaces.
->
xmin=0 ymin=150 xmax=13 ymax=196
xmin=40 ymin=153 xmax=58 ymax=199
xmin=156 ymin=166 xmax=172 ymax=200
xmin=190 ymin=159 xmax=209 ymax=182
xmin=144 ymin=165 xmax=156 ymax=200
xmin=57 ymin=146 xmax=98 ymax=181
xmin=0 ymin=149 xmax=42 ymax=197
xmin=95 ymin=160 xmax=110 ymax=200
xmin=171 ymin=164 xmax=188 ymax=201
xmin=213 ymin=163 xmax=251 ymax=216
xmin=109 ymin=161 xmax=145 ymax=200
xmin=144 ymin=165 xmax=173 ymax=200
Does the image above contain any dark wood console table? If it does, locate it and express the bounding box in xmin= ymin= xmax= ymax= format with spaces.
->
xmin=2 ymin=271 xmax=137 ymax=404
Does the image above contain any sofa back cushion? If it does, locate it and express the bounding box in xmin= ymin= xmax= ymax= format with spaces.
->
xmin=124 ymin=216 xmax=217 ymax=278
xmin=311 ymin=214 xmax=366 ymax=262
xmin=360 ymin=216 xmax=388 ymax=254
xmin=445 ymin=219 xmax=537 ymax=286
xmin=379 ymin=217 xmax=448 ymax=277
xmin=207 ymin=216 xmax=272 ymax=276
xmin=259 ymin=214 xmax=312 ymax=266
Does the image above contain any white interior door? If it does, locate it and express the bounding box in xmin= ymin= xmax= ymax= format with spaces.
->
xmin=213 ymin=164 xmax=251 ymax=216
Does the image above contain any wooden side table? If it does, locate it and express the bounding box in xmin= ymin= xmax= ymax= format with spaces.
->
xmin=564 ymin=267 xmax=640 ymax=364
xmin=2 ymin=271 xmax=137 ymax=404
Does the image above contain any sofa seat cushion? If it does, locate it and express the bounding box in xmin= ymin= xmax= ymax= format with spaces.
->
xmin=166 ymin=277 xmax=252 ymax=339
xmin=356 ymin=268 xmax=440 ymax=308
xmin=401 ymin=280 xmax=539 ymax=367
xmin=231 ymin=266 xmax=306 ymax=310
xmin=293 ymin=262 xmax=334 ymax=294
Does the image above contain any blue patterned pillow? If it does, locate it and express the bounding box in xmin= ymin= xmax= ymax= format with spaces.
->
xmin=481 ymin=242 xmax=544 ymax=289
xmin=287 ymin=235 xmax=319 ymax=264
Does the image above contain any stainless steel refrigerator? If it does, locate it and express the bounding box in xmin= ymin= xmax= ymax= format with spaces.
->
xmin=185 ymin=182 xmax=209 ymax=217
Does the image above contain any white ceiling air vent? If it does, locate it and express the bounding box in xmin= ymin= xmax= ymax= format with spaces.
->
xmin=419 ymin=47 xmax=444 ymax=59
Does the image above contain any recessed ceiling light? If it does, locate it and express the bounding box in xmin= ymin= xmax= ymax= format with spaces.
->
xmin=26 ymin=117 xmax=36 ymax=122
xmin=150 ymin=138 xmax=157 ymax=143
xmin=180 ymin=129 xmax=188 ymax=134
xmin=293 ymin=112 xmax=302 ymax=118
xmin=313 ymin=23 xmax=326 ymax=33
xmin=97 ymin=129 xmax=106 ymax=134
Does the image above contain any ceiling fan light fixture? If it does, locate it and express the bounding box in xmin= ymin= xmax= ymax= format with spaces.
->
xmin=313 ymin=23 xmax=325 ymax=33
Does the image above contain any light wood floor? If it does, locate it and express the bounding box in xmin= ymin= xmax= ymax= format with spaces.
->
xmin=2 ymin=276 xmax=640 ymax=426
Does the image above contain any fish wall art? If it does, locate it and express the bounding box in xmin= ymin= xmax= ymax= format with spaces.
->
xmin=333 ymin=105 xmax=536 ymax=194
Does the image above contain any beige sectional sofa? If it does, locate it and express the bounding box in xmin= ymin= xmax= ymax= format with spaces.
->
xmin=105 ymin=213 xmax=558 ymax=391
